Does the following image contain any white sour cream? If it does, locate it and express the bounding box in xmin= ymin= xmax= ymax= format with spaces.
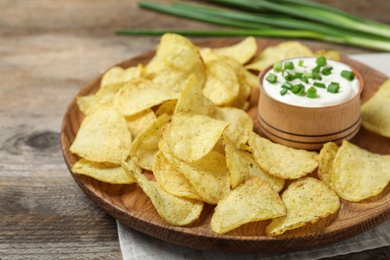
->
xmin=262 ymin=57 xmax=360 ymax=107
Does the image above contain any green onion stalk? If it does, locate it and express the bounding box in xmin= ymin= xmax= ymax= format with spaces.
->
xmin=116 ymin=0 xmax=390 ymax=51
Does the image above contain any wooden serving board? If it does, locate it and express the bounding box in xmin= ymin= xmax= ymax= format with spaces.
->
xmin=61 ymin=38 xmax=390 ymax=253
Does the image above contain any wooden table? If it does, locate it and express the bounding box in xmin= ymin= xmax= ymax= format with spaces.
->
xmin=1 ymin=0 xmax=389 ymax=258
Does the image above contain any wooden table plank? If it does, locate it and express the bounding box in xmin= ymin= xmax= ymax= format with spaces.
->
xmin=1 ymin=0 xmax=389 ymax=258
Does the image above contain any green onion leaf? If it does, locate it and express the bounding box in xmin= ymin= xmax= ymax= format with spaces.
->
xmin=316 ymin=56 xmax=327 ymax=66
xmin=280 ymin=88 xmax=288 ymax=96
xmin=284 ymin=61 xmax=294 ymax=70
xmin=322 ymin=66 xmax=333 ymax=75
xmin=282 ymin=81 xmax=293 ymax=89
xmin=313 ymin=82 xmax=326 ymax=88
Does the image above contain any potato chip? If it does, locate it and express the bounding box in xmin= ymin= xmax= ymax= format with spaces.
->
xmin=318 ymin=142 xmax=339 ymax=186
xmin=174 ymin=74 xmax=216 ymax=117
xmin=248 ymin=132 xmax=318 ymax=179
xmin=144 ymin=33 xmax=206 ymax=94
xmin=153 ymin=151 xmax=202 ymax=200
xmin=163 ymin=112 xmax=228 ymax=162
xmin=361 ymin=79 xmax=390 ymax=137
xmin=203 ymin=59 xmax=240 ymax=106
xmin=211 ymin=176 xmax=286 ymax=234
xmin=121 ymin=160 xmax=204 ymax=226
xmin=70 ymin=106 xmax=131 ymax=164
xmin=72 ymin=158 xmax=136 ymax=184
xmin=114 ymin=77 xmax=178 ymax=116
xmin=76 ymin=82 xmax=124 ymax=115
xmin=159 ymin=140 xmax=230 ymax=205
xmin=266 ymin=177 xmax=340 ymax=236
xmin=212 ymin=37 xmax=258 ymax=65
xmin=331 ymin=140 xmax=390 ymax=202
xmin=100 ymin=66 xmax=125 ymax=88
xmin=155 ymin=100 xmax=178 ymax=117
xmin=224 ymin=136 xmax=285 ymax=192
xmin=125 ymin=108 xmax=156 ymax=139
xmin=314 ymin=49 xmax=340 ymax=61
xmin=215 ymin=107 xmax=253 ymax=147
xmin=246 ymin=41 xmax=313 ymax=72
xmin=129 ymin=113 xmax=171 ymax=170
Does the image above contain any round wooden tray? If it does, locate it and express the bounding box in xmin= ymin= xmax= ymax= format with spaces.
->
xmin=61 ymin=38 xmax=390 ymax=253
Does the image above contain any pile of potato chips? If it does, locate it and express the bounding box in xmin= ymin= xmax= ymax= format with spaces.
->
xmin=69 ymin=34 xmax=390 ymax=236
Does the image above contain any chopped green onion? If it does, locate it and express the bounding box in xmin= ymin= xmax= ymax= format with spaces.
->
xmin=284 ymin=61 xmax=294 ymax=70
xmin=327 ymin=82 xmax=340 ymax=93
xmin=322 ymin=66 xmax=333 ymax=75
xmin=291 ymin=83 xmax=305 ymax=95
xmin=341 ymin=70 xmax=355 ymax=81
xmin=273 ymin=61 xmax=283 ymax=72
xmin=300 ymin=76 xmax=309 ymax=83
xmin=312 ymin=65 xmax=321 ymax=73
xmin=266 ymin=73 xmax=278 ymax=83
xmin=316 ymin=56 xmax=327 ymax=66
xmin=307 ymin=87 xmax=317 ymax=98
xmin=313 ymin=82 xmax=326 ymax=88
xmin=280 ymin=88 xmax=288 ymax=96
xmin=312 ymin=72 xmax=322 ymax=80
xmin=304 ymin=72 xmax=313 ymax=78
xmin=281 ymin=81 xmax=293 ymax=89
xmin=284 ymin=72 xmax=295 ymax=81
xmin=294 ymin=72 xmax=303 ymax=78
xmin=298 ymin=60 xmax=304 ymax=67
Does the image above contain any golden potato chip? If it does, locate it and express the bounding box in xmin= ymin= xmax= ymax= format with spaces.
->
xmin=212 ymin=36 xmax=258 ymax=64
xmin=314 ymin=49 xmax=340 ymax=61
xmin=144 ymin=33 xmax=206 ymax=94
xmin=121 ymin=160 xmax=204 ymax=226
xmin=100 ymin=66 xmax=125 ymax=88
xmin=155 ymin=100 xmax=178 ymax=117
xmin=174 ymin=74 xmax=216 ymax=117
xmin=211 ymin=176 xmax=286 ymax=234
xmin=215 ymin=107 xmax=253 ymax=147
xmin=76 ymin=82 xmax=124 ymax=115
xmin=224 ymin=136 xmax=285 ymax=192
xmin=203 ymin=59 xmax=240 ymax=106
xmin=72 ymin=158 xmax=136 ymax=184
xmin=153 ymin=151 xmax=202 ymax=200
xmin=248 ymin=132 xmax=318 ymax=179
xmin=125 ymin=108 xmax=156 ymax=139
xmin=113 ymin=77 xmax=178 ymax=116
xmin=361 ymin=79 xmax=390 ymax=137
xmin=318 ymin=142 xmax=339 ymax=186
xmin=163 ymin=112 xmax=228 ymax=162
xmin=266 ymin=177 xmax=340 ymax=236
xmin=331 ymin=140 xmax=390 ymax=202
xmin=246 ymin=41 xmax=313 ymax=72
xmin=129 ymin=113 xmax=171 ymax=170
xmin=122 ymin=64 xmax=144 ymax=82
xmin=70 ymin=106 xmax=131 ymax=164
xmin=159 ymin=140 xmax=230 ymax=204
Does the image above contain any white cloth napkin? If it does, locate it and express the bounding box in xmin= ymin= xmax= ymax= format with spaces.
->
xmin=117 ymin=53 xmax=390 ymax=260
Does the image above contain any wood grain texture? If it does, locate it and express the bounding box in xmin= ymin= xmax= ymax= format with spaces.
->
xmin=61 ymin=38 xmax=390 ymax=253
xmin=1 ymin=0 xmax=390 ymax=258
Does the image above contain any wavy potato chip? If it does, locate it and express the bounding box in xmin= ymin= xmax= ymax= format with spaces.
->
xmin=211 ymin=176 xmax=286 ymax=234
xmin=213 ymin=36 xmax=257 ymax=64
xmin=72 ymin=158 xmax=136 ymax=184
xmin=331 ymin=140 xmax=390 ymax=202
xmin=113 ymin=77 xmax=178 ymax=116
xmin=361 ymin=79 xmax=390 ymax=137
xmin=174 ymin=74 xmax=216 ymax=117
xmin=314 ymin=49 xmax=340 ymax=61
xmin=129 ymin=113 xmax=171 ymax=170
xmin=224 ymin=136 xmax=285 ymax=191
xmin=246 ymin=41 xmax=313 ymax=72
xmin=121 ymin=160 xmax=204 ymax=226
xmin=318 ymin=142 xmax=339 ymax=186
xmin=215 ymin=107 xmax=253 ymax=147
xmin=163 ymin=112 xmax=228 ymax=162
xmin=203 ymin=59 xmax=240 ymax=106
xmin=144 ymin=33 xmax=206 ymax=94
xmin=248 ymin=132 xmax=318 ymax=179
xmin=266 ymin=177 xmax=340 ymax=236
xmin=125 ymin=108 xmax=157 ymax=139
xmin=159 ymin=140 xmax=230 ymax=205
xmin=153 ymin=151 xmax=202 ymax=200
xmin=70 ymin=106 xmax=131 ymax=164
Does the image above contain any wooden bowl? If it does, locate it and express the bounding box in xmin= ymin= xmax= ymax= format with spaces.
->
xmin=257 ymin=59 xmax=364 ymax=150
